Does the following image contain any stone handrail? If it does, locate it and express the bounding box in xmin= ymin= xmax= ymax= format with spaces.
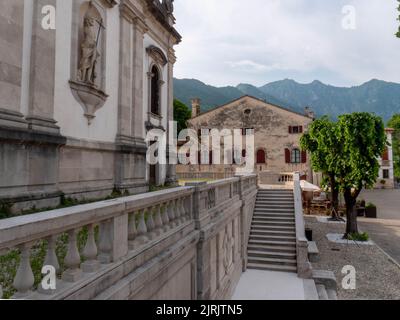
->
xmin=0 ymin=174 xmax=258 ymax=300
xmin=293 ymin=172 xmax=312 ymax=279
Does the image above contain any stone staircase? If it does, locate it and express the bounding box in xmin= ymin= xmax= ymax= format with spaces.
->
xmin=247 ymin=189 xmax=297 ymax=273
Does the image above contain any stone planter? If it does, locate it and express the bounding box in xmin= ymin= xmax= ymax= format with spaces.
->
xmin=365 ymin=207 xmax=377 ymax=218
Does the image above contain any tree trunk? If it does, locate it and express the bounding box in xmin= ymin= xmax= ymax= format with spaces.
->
xmin=329 ymin=173 xmax=339 ymax=219
xmin=344 ymin=188 xmax=358 ymax=236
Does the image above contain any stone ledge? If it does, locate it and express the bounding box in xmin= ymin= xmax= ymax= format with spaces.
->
xmin=0 ymin=126 xmax=66 ymax=147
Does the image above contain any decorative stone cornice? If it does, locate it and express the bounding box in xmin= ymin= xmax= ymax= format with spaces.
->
xmin=101 ymin=0 xmax=118 ymax=8
xmin=146 ymin=45 xmax=168 ymax=66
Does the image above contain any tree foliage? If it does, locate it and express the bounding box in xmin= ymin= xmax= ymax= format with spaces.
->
xmin=334 ymin=113 xmax=386 ymax=235
xmin=302 ymin=113 xmax=386 ymax=235
xmin=397 ymin=0 xmax=400 ymax=38
xmin=173 ymin=99 xmax=191 ymax=134
xmin=388 ymin=114 xmax=400 ymax=178
xmin=300 ymin=117 xmax=341 ymax=216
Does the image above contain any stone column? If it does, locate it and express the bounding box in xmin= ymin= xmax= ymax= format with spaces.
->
xmin=0 ymin=0 xmax=26 ymax=129
xmin=26 ymin=0 xmax=59 ymax=134
xmin=166 ymin=50 xmax=177 ymax=185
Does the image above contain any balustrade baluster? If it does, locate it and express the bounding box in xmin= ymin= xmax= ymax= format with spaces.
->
xmin=13 ymin=243 xmax=34 ymax=298
xmin=62 ymin=229 xmax=82 ymax=282
xmin=82 ymin=224 xmax=100 ymax=272
xmin=154 ymin=204 xmax=163 ymax=236
xmin=161 ymin=203 xmax=170 ymax=232
xmin=174 ymin=198 xmax=181 ymax=226
xmin=146 ymin=207 xmax=156 ymax=240
xmin=136 ymin=209 xmax=148 ymax=244
xmin=128 ymin=211 xmax=139 ymax=250
xmin=44 ymin=235 xmax=60 ymax=273
xmin=167 ymin=200 xmax=176 ymax=228
xmin=38 ymin=235 xmax=60 ymax=295
xmin=179 ymin=198 xmax=186 ymax=223
xmin=98 ymin=220 xmax=112 ymax=264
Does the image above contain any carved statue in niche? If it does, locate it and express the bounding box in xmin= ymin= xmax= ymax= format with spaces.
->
xmin=163 ymin=0 xmax=174 ymax=14
xmin=78 ymin=2 xmax=103 ymax=85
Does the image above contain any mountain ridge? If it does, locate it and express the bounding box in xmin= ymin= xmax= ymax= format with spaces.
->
xmin=173 ymin=78 xmax=400 ymax=122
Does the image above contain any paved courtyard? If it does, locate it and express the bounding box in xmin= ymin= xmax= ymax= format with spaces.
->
xmin=359 ymin=189 xmax=400 ymax=264
xmin=232 ymin=270 xmax=316 ymax=300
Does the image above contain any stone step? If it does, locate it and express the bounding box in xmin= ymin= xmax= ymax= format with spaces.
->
xmin=248 ymin=249 xmax=296 ymax=260
xmin=247 ymin=244 xmax=296 ymax=253
xmin=251 ymin=225 xmax=296 ymax=232
xmin=250 ymin=229 xmax=296 ymax=237
xmin=249 ymin=234 xmax=296 ymax=242
xmin=247 ymin=262 xmax=297 ymax=273
xmin=251 ymin=220 xmax=295 ymax=227
xmin=252 ymin=216 xmax=295 ymax=222
xmin=255 ymin=205 xmax=294 ymax=210
xmin=253 ymin=213 xmax=294 ymax=218
xmin=248 ymin=238 xmax=296 ymax=247
xmin=254 ymin=208 xmax=295 ymax=214
xmin=258 ymin=190 xmax=293 ymax=193
xmin=248 ymin=255 xmax=297 ymax=267
xmin=257 ymin=196 xmax=294 ymax=200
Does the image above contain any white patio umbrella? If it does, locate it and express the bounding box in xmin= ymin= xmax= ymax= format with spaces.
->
xmin=300 ymin=180 xmax=321 ymax=192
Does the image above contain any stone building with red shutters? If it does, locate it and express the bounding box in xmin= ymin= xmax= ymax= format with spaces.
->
xmin=176 ymin=95 xmax=315 ymax=184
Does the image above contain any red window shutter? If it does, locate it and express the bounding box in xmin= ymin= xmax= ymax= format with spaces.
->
xmin=257 ymin=150 xmax=266 ymax=164
xmin=382 ymin=148 xmax=389 ymax=161
xmin=301 ymin=150 xmax=307 ymax=163
xmin=299 ymin=126 xmax=303 ymax=133
xmin=288 ymin=126 xmax=293 ymax=134
xmin=285 ymin=148 xmax=291 ymax=163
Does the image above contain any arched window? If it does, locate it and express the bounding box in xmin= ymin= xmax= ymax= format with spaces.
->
xmin=291 ymin=149 xmax=301 ymax=164
xmin=150 ymin=65 xmax=160 ymax=115
xmin=256 ymin=149 xmax=266 ymax=164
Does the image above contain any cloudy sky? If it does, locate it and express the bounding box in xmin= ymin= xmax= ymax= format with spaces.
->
xmin=173 ymin=0 xmax=400 ymax=87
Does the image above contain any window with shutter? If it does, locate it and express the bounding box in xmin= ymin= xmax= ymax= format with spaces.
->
xmin=382 ymin=148 xmax=389 ymax=161
xmin=256 ymin=149 xmax=266 ymax=164
xmin=301 ymin=150 xmax=307 ymax=163
xmin=285 ymin=148 xmax=291 ymax=163
xmin=288 ymin=126 xmax=293 ymax=134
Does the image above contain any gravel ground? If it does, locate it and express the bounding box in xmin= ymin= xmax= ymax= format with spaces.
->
xmin=305 ymin=216 xmax=400 ymax=300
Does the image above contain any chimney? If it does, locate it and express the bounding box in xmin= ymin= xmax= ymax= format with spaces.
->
xmin=304 ymin=106 xmax=315 ymax=119
xmin=191 ymin=98 xmax=201 ymax=118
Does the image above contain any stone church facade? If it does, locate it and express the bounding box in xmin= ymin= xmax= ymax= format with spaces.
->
xmin=0 ymin=0 xmax=180 ymax=213
xmin=176 ymin=96 xmax=314 ymax=183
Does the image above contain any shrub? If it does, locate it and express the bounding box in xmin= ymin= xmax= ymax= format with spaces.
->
xmin=366 ymin=202 xmax=376 ymax=208
xmin=348 ymin=232 xmax=369 ymax=242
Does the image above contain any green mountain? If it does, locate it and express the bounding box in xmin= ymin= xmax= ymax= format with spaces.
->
xmin=174 ymin=78 xmax=400 ymax=122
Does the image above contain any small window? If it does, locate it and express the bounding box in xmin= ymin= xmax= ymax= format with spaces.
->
xmin=291 ymin=149 xmax=301 ymax=164
xmin=150 ymin=65 xmax=161 ymax=115
xmin=256 ymin=149 xmax=266 ymax=164
xmin=244 ymin=109 xmax=252 ymax=115
xmin=289 ymin=126 xmax=303 ymax=134
xmin=383 ymin=169 xmax=389 ymax=179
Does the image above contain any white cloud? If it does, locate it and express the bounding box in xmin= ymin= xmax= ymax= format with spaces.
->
xmin=173 ymin=0 xmax=400 ymax=87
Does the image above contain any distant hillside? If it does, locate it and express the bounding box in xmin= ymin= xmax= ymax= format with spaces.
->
xmin=174 ymin=78 xmax=400 ymax=122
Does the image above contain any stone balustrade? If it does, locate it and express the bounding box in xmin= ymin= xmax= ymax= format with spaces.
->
xmin=0 ymin=174 xmax=257 ymax=300
xmin=258 ymin=172 xmax=294 ymax=186
xmin=293 ymin=172 xmax=313 ymax=279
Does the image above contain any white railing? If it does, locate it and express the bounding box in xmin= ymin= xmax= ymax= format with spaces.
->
xmin=258 ymin=172 xmax=294 ymax=185
xmin=293 ymin=172 xmax=312 ymax=279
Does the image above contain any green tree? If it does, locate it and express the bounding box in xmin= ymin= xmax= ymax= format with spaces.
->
xmin=173 ymin=99 xmax=191 ymax=134
xmin=300 ymin=117 xmax=341 ymax=219
xmin=397 ymin=0 xmax=400 ymax=38
xmin=388 ymin=114 xmax=400 ymax=178
xmin=335 ymin=113 xmax=386 ymax=236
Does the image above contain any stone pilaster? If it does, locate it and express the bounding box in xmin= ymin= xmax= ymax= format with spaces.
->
xmin=26 ymin=0 xmax=59 ymax=134
xmin=0 ymin=0 xmax=26 ymax=129
xmin=166 ymin=50 xmax=177 ymax=185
